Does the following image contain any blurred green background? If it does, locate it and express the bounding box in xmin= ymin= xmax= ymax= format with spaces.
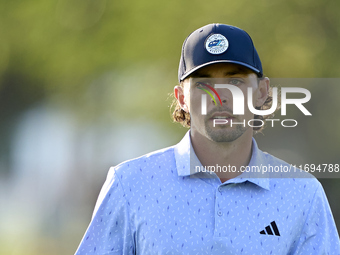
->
xmin=0 ymin=0 xmax=339 ymax=254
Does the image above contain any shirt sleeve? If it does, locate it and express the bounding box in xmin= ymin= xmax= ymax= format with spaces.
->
xmin=75 ymin=167 xmax=135 ymax=255
xmin=292 ymin=182 xmax=340 ymax=255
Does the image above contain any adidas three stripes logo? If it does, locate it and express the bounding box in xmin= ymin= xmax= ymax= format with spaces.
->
xmin=259 ymin=221 xmax=281 ymax=236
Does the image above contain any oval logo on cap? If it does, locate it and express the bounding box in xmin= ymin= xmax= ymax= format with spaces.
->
xmin=205 ymin=34 xmax=229 ymax=55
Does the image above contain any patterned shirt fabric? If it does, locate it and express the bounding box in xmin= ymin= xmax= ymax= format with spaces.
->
xmin=75 ymin=131 xmax=340 ymax=255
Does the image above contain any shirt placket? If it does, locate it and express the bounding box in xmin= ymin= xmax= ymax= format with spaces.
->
xmin=214 ymin=183 xmax=236 ymax=238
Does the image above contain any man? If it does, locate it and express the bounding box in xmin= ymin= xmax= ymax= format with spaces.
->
xmin=75 ymin=24 xmax=340 ymax=254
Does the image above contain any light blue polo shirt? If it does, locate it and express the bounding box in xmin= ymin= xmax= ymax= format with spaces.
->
xmin=75 ymin=131 xmax=340 ymax=255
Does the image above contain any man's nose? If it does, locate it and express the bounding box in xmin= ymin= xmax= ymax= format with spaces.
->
xmin=210 ymin=95 xmax=229 ymax=105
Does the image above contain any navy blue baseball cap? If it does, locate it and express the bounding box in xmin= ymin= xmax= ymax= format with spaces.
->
xmin=178 ymin=23 xmax=263 ymax=82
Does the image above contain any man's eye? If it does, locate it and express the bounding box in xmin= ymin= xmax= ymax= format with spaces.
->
xmin=195 ymin=82 xmax=210 ymax=88
xmin=229 ymin=79 xmax=242 ymax=85
xmin=195 ymin=82 xmax=204 ymax=88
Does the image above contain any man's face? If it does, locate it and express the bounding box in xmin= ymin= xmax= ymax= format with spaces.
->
xmin=177 ymin=63 xmax=268 ymax=143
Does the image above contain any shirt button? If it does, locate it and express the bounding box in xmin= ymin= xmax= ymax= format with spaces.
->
xmin=217 ymin=210 xmax=223 ymax=216
xmin=218 ymin=187 xmax=222 ymax=192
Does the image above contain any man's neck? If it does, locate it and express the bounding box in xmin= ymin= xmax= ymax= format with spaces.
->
xmin=190 ymin=129 xmax=253 ymax=183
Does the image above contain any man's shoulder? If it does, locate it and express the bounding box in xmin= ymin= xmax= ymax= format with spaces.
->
xmin=259 ymin=150 xmax=321 ymax=191
xmin=109 ymin=145 xmax=176 ymax=181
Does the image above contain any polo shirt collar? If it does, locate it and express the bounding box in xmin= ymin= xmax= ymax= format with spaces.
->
xmin=174 ymin=130 xmax=270 ymax=190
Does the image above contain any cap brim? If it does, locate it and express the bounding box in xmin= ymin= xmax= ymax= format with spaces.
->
xmin=179 ymin=60 xmax=262 ymax=81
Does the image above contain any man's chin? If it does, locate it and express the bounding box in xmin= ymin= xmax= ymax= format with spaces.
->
xmin=205 ymin=130 xmax=243 ymax=143
xmin=205 ymin=125 xmax=248 ymax=143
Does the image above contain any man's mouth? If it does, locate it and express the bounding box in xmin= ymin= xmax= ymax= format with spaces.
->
xmin=210 ymin=112 xmax=235 ymax=120
xmin=213 ymin=116 xmax=232 ymax=119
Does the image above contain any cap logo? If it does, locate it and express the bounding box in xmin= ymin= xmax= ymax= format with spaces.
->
xmin=205 ymin=34 xmax=229 ymax=54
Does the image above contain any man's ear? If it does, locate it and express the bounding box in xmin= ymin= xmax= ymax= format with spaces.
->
xmin=174 ymin=85 xmax=189 ymax=112
xmin=255 ymin=77 xmax=270 ymax=107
